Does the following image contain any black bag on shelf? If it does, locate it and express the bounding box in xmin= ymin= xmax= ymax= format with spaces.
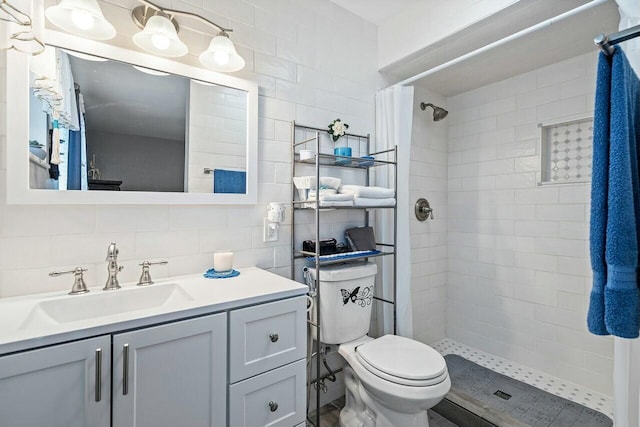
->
xmin=302 ymin=238 xmax=338 ymax=255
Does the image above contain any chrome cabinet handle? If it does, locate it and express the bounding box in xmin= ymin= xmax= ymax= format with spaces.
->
xmin=268 ymin=401 xmax=278 ymax=412
xmin=95 ymin=348 xmax=102 ymax=402
xmin=269 ymin=333 xmax=279 ymax=343
xmin=123 ymin=344 xmax=130 ymax=396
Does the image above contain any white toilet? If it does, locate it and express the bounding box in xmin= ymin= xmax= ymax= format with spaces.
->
xmin=308 ymin=263 xmax=450 ymax=427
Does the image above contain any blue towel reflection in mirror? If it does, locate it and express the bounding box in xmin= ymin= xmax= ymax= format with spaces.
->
xmin=213 ymin=169 xmax=246 ymax=194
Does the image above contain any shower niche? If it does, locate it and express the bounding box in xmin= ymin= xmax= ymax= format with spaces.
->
xmin=539 ymin=116 xmax=594 ymax=185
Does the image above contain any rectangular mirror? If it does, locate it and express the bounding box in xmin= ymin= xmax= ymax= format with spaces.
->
xmin=8 ymin=30 xmax=258 ymax=205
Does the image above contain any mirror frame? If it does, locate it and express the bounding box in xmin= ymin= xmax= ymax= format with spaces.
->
xmin=7 ymin=30 xmax=258 ymax=205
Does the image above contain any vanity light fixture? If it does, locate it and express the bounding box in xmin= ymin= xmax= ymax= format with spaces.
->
xmin=45 ymin=0 xmax=116 ymax=40
xmin=199 ymin=32 xmax=245 ymax=73
xmin=132 ymin=12 xmax=187 ymax=57
xmin=131 ymin=0 xmax=245 ymax=72
xmin=45 ymin=0 xmax=245 ymax=73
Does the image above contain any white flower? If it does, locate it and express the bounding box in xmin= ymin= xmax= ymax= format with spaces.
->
xmin=332 ymin=120 xmax=346 ymax=136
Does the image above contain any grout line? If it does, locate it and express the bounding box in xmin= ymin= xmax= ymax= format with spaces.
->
xmin=432 ymin=337 xmax=614 ymax=419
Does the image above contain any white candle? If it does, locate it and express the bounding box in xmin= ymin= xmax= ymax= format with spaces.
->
xmin=214 ymin=251 xmax=233 ymax=272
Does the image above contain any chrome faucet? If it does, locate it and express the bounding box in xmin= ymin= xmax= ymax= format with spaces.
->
xmin=104 ymin=242 xmax=123 ymax=291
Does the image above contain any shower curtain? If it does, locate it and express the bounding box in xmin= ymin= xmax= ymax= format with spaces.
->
xmin=374 ymin=85 xmax=414 ymax=338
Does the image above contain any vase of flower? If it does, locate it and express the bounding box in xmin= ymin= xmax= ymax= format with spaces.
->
xmin=328 ymin=119 xmax=351 ymax=165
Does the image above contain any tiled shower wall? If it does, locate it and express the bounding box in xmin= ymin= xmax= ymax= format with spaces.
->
xmin=0 ymin=0 xmax=380 ymax=298
xmin=445 ymin=52 xmax=614 ymax=395
xmin=410 ymin=87 xmax=448 ymax=345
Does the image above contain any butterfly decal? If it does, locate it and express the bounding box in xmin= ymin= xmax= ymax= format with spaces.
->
xmin=341 ymin=287 xmax=360 ymax=305
xmin=340 ymin=286 xmax=373 ymax=307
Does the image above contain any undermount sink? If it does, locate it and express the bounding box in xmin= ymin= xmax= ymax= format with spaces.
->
xmin=20 ymin=283 xmax=194 ymax=329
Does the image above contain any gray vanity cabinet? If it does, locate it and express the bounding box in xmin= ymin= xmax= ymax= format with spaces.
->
xmin=112 ymin=313 xmax=227 ymax=427
xmin=228 ymin=296 xmax=307 ymax=427
xmin=0 ymin=335 xmax=111 ymax=427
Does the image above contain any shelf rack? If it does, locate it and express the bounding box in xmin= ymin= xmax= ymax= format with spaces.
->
xmin=290 ymin=121 xmax=397 ymax=427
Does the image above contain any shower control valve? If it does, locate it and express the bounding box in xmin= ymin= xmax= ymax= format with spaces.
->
xmin=415 ymin=198 xmax=434 ymax=221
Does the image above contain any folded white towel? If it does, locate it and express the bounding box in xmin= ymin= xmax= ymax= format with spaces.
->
xmin=308 ymin=193 xmax=354 ymax=202
xmin=353 ymin=197 xmax=396 ymax=207
xmin=305 ymin=200 xmax=354 ymax=208
xmin=308 ymin=189 xmax=338 ymax=198
xmin=308 ymin=176 xmax=341 ymax=190
xmin=340 ymin=185 xmax=395 ymax=199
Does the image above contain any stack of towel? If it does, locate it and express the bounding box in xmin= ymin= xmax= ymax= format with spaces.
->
xmin=305 ymin=177 xmax=354 ymax=207
xmin=307 ymin=189 xmax=354 ymax=207
xmin=340 ymin=185 xmax=396 ymax=207
xmin=296 ymin=176 xmax=396 ymax=208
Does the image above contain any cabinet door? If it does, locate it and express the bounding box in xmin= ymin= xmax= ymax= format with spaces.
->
xmin=112 ymin=313 xmax=227 ymax=427
xmin=229 ymin=359 xmax=306 ymax=427
xmin=0 ymin=335 xmax=111 ymax=427
xmin=229 ymin=296 xmax=306 ymax=383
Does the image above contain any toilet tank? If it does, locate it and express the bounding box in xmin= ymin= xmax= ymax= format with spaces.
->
xmin=307 ymin=263 xmax=377 ymax=344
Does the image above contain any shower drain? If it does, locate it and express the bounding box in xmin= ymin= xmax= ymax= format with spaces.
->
xmin=493 ymin=390 xmax=512 ymax=400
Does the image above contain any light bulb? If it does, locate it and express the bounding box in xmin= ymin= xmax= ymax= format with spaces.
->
xmin=213 ymin=51 xmax=230 ymax=65
xmin=151 ymin=33 xmax=170 ymax=50
xmin=71 ymin=8 xmax=95 ymax=30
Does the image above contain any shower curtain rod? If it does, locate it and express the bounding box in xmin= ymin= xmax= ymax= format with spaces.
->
xmin=595 ymin=24 xmax=640 ymax=56
xmin=397 ymin=0 xmax=609 ymax=87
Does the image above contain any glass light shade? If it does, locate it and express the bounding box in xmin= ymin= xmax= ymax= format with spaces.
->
xmin=45 ymin=0 xmax=116 ymax=40
xmin=132 ymin=15 xmax=188 ymax=58
xmin=199 ymin=34 xmax=245 ymax=72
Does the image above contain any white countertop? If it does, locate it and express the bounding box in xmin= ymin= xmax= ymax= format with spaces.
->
xmin=0 ymin=267 xmax=308 ymax=355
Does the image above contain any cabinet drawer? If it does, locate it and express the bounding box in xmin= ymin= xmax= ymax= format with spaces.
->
xmin=229 ymin=296 xmax=306 ymax=382
xmin=229 ymin=359 xmax=306 ymax=427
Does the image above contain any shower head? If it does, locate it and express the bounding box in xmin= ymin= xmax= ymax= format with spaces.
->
xmin=420 ymin=102 xmax=448 ymax=121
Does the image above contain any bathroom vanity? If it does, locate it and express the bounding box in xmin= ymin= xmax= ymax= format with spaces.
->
xmin=0 ymin=268 xmax=307 ymax=427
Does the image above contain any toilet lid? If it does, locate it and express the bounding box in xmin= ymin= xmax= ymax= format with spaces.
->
xmin=355 ymin=335 xmax=447 ymax=384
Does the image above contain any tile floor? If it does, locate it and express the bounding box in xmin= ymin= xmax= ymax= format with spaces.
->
xmin=311 ymin=337 xmax=614 ymax=426
xmin=313 ymin=397 xmax=458 ymax=427
xmin=432 ymin=338 xmax=614 ymax=419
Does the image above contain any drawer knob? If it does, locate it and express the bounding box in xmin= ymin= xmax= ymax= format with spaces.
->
xmin=268 ymin=401 xmax=278 ymax=412
xmin=269 ymin=333 xmax=279 ymax=343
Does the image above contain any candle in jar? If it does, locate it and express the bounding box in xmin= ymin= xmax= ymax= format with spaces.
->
xmin=213 ymin=251 xmax=233 ymax=272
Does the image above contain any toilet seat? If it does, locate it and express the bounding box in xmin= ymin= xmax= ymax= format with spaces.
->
xmin=355 ymin=335 xmax=448 ymax=387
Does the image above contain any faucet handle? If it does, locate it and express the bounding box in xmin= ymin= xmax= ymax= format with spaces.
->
xmin=137 ymin=260 xmax=168 ymax=286
xmin=106 ymin=242 xmax=119 ymax=261
xmin=50 ymin=267 xmax=89 ymax=295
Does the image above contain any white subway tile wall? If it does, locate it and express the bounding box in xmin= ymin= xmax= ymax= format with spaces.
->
xmin=410 ymin=88 xmax=448 ymax=344
xmin=446 ymin=52 xmax=614 ymax=396
xmin=0 ymin=0 xmax=380 ymax=298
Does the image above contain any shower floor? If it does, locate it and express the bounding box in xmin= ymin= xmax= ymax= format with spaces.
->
xmin=434 ymin=354 xmax=612 ymax=426
xmin=432 ymin=338 xmax=614 ymax=420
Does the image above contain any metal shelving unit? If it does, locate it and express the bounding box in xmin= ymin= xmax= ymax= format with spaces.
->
xmin=290 ymin=121 xmax=397 ymax=427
